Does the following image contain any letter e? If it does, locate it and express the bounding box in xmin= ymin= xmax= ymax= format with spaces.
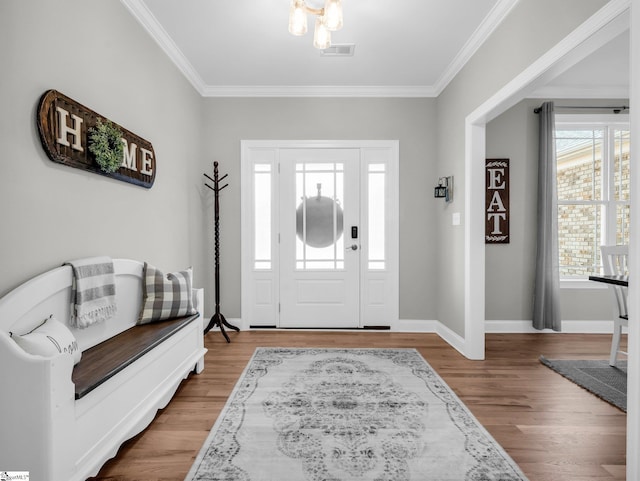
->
xmin=488 ymin=168 xmax=505 ymax=189
xmin=140 ymin=148 xmax=154 ymax=176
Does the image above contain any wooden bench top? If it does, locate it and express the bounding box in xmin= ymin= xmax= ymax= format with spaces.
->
xmin=72 ymin=314 xmax=200 ymax=400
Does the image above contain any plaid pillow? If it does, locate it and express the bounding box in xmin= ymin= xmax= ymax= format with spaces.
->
xmin=138 ymin=263 xmax=196 ymax=324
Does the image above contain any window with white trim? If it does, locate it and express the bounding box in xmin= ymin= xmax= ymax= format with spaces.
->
xmin=555 ymin=115 xmax=630 ymax=279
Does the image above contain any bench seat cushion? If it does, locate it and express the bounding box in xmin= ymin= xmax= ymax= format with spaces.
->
xmin=72 ymin=314 xmax=199 ymax=399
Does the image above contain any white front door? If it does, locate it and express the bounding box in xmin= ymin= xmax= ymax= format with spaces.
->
xmin=241 ymin=140 xmax=399 ymax=330
xmin=279 ymin=149 xmax=360 ymax=328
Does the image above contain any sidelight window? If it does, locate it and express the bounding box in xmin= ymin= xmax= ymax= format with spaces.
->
xmin=254 ymin=164 xmax=272 ymax=270
xmin=368 ymin=163 xmax=386 ymax=270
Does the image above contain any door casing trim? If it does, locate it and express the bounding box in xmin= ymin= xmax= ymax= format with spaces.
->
xmin=241 ymin=140 xmax=399 ymax=330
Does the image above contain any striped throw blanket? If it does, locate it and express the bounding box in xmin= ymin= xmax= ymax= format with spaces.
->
xmin=65 ymin=256 xmax=117 ymax=328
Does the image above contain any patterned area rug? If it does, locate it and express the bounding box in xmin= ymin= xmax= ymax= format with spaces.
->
xmin=540 ymin=356 xmax=627 ymax=412
xmin=185 ymin=348 xmax=529 ymax=481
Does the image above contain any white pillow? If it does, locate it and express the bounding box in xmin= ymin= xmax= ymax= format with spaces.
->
xmin=11 ymin=315 xmax=82 ymax=365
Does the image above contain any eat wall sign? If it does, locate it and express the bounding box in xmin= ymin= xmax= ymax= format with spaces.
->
xmin=37 ymin=90 xmax=156 ymax=188
xmin=485 ymin=159 xmax=509 ymax=244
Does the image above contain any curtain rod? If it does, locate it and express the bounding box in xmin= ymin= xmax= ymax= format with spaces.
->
xmin=534 ymin=105 xmax=629 ymax=114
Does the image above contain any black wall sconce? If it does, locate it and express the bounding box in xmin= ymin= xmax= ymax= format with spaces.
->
xmin=434 ymin=176 xmax=453 ymax=202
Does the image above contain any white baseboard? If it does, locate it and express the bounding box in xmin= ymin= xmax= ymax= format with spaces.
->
xmin=392 ymin=319 xmax=467 ymax=357
xmin=485 ymin=319 xmax=626 ymax=334
xmin=435 ymin=322 xmax=467 ymax=357
xmin=224 ymin=318 xmax=244 ymax=331
xmin=203 ymin=316 xmax=245 ymax=331
xmin=235 ymin=319 xmax=620 ymax=360
xmin=392 ymin=319 xmax=439 ymax=333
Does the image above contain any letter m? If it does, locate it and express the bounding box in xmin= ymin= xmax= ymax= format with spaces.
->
xmin=121 ymin=139 xmax=138 ymax=171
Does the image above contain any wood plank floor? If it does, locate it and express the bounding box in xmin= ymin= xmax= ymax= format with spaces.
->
xmin=89 ymin=331 xmax=627 ymax=481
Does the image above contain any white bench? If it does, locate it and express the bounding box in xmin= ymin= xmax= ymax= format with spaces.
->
xmin=0 ymin=259 xmax=207 ymax=481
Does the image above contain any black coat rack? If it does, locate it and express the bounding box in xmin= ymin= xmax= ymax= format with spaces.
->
xmin=203 ymin=161 xmax=239 ymax=342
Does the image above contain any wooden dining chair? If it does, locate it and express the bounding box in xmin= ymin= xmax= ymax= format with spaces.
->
xmin=600 ymin=245 xmax=629 ymax=366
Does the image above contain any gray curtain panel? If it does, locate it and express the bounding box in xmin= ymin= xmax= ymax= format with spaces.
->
xmin=533 ymin=102 xmax=562 ymax=331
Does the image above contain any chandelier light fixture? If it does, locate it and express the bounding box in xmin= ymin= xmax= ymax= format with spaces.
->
xmin=288 ymin=0 xmax=343 ymax=49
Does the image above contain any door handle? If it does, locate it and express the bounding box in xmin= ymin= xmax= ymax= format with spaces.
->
xmin=346 ymin=244 xmax=358 ymax=251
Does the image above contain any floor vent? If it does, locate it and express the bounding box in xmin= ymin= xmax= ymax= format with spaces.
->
xmin=320 ymin=44 xmax=356 ymax=57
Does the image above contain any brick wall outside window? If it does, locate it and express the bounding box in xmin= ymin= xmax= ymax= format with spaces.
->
xmin=557 ymin=147 xmax=630 ymax=277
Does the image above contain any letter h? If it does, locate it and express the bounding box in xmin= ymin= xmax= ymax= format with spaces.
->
xmin=56 ymin=106 xmax=84 ymax=152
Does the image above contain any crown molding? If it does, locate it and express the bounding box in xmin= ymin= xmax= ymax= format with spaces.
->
xmin=122 ymin=0 xmax=518 ymax=98
xmin=119 ymin=0 xmax=207 ymax=96
xmin=432 ymin=0 xmax=521 ymax=96
xmin=200 ymin=84 xmax=438 ymax=98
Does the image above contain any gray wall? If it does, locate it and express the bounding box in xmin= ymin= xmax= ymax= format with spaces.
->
xmin=202 ymin=98 xmax=438 ymax=320
xmin=485 ymin=98 xmax=616 ymax=321
xmin=485 ymin=100 xmax=539 ymax=321
xmin=435 ymin=0 xmax=609 ymax=336
xmin=0 ymin=1 xmax=206 ymax=298
xmin=1 ymin=0 xmax=618 ymax=330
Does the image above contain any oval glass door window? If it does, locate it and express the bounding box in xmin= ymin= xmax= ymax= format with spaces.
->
xmin=296 ymin=183 xmax=344 ymax=248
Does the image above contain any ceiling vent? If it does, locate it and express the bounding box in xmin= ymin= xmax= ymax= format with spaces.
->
xmin=320 ymin=44 xmax=356 ymax=57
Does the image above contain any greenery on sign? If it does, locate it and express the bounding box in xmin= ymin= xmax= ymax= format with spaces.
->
xmin=88 ymin=119 xmax=123 ymax=173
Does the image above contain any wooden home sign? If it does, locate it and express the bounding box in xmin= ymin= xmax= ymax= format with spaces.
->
xmin=37 ymin=90 xmax=156 ymax=188
xmin=485 ymin=158 xmax=509 ymax=244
